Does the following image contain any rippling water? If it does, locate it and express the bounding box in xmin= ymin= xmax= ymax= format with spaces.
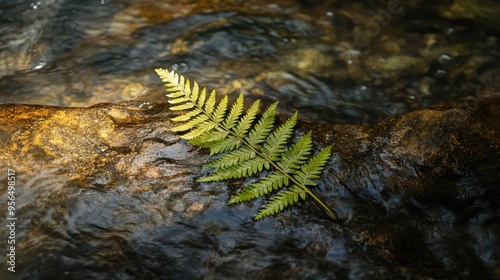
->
xmin=1 ymin=0 xmax=498 ymax=123
xmin=1 ymin=1 xmax=499 ymax=279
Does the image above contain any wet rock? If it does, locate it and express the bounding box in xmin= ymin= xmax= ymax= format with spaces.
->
xmin=0 ymin=101 xmax=202 ymax=191
xmin=316 ymin=98 xmax=500 ymax=278
xmin=1 ymin=0 xmax=500 ymax=126
xmin=0 ymin=98 xmax=498 ymax=279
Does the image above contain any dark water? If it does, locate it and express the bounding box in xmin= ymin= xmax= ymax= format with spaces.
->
xmin=1 ymin=0 xmax=499 ymax=123
xmin=5 ymin=164 xmax=496 ymax=280
xmin=0 ymin=1 xmax=499 ymax=279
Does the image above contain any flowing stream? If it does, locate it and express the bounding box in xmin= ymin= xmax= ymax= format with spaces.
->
xmin=0 ymin=1 xmax=499 ymax=279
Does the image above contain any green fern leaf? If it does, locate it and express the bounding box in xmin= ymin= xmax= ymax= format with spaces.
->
xmin=245 ymin=102 xmax=277 ymax=147
xmin=207 ymin=136 xmax=241 ymax=155
xmin=205 ymin=147 xmax=256 ymax=169
xmin=155 ymin=68 xmax=337 ymax=221
xmin=189 ymin=125 xmax=230 ymax=143
xmin=168 ymin=96 xmax=191 ymax=104
xmin=171 ymin=109 xmax=202 ymax=122
xmin=278 ymin=131 xmax=313 ymax=172
xmin=171 ymin=115 xmax=209 ymax=132
xmin=166 ymin=91 xmax=184 ymax=99
xmin=233 ymin=100 xmax=260 ymax=138
xmin=181 ymin=122 xmax=217 ymax=140
xmin=212 ymin=95 xmax=228 ymax=124
xmin=224 ymin=93 xmax=245 ymax=130
xmin=228 ymin=172 xmax=287 ymax=204
xmin=260 ymin=112 xmax=297 ymax=161
xmin=188 ymin=129 xmax=228 ymax=146
xmin=199 ymin=156 xmax=269 ymax=182
xmin=294 ymin=146 xmax=332 ymax=186
xmin=169 ymin=102 xmax=195 ymax=111
xmin=197 ymin=87 xmax=206 ymax=107
xmin=254 ymin=185 xmax=306 ymax=220
xmin=191 ymin=81 xmax=200 ymax=103
xmin=228 ymin=132 xmax=312 ymax=204
xmin=205 ymin=90 xmax=217 ymax=115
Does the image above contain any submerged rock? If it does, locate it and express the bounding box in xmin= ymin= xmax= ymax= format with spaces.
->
xmin=0 ymin=98 xmax=498 ymax=279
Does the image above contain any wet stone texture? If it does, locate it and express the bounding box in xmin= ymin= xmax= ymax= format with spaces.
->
xmin=0 ymin=99 xmax=498 ymax=279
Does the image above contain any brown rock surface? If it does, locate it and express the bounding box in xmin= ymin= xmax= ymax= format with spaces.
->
xmin=0 ymin=98 xmax=498 ymax=279
xmin=0 ymin=102 xmax=198 ymax=187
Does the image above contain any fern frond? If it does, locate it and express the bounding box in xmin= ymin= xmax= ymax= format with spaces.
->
xmin=197 ymin=87 xmax=207 ymax=108
xmin=166 ymin=90 xmax=184 ymax=99
xmin=207 ymin=136 xmax=241 ymax=155
xmin=191 ymin=81 xmax=200 ymax=103
xmin=171 ymin=115 xmax=209 ymax=132
xmin=224 ymin=93 xmax=245 ymax=130
xmin=254 ymin=185 xmax=306 ymax=220
xmin=188 ymin=129 xmax=228 ymax=147
xmin=181 ymin=122 xmax=217 ymax=140
xmin=168 ymin=96 xmax=191 ymax=104
xmin=171 ymin=109 xmax=202 ymax=122
xmin=205 ymin=147 xmax=256 ymax=169
xmin=199 ymin=156 xmax=269 ymax=182
xmin=245 ymin=102 xmax=277 ymax=147
xmin=212 ymin=95 xmax=228 ymax=124
xmin=233 ymin=100 xmax=260 ymax=138
xmin=169 ymin=102 xmax=195 ymax=111
xmin=228 ymin=172 xmax=287 ymax=204
xmin=294 ymin=146 xmax=332 ymax=187
xmin=278 ymin=131 xmax=313 ymax=172
xmin=227 ymin=132 xmax=312 ymax=204
xmin=179 ymin=75 xmax=188 ymax=95
xmin=260 ymin=112 xmax=297 ymax=161
xmin=205 ymin=90 xmax=217 ymax=115
xmin=155 ymin=68 xmax=337 ymax=221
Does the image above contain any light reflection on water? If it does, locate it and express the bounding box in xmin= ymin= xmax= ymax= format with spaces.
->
xmin=1 ymin=1 xmax=498 ymax=123
xmin=0 ymin=1 xmax=499 ymax=279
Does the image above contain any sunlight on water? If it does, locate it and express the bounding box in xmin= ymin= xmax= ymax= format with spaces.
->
xmin=0 ymin=1 xmax=497 ymax=123
xmin=0 ymin=1 xmax=499 ymax=279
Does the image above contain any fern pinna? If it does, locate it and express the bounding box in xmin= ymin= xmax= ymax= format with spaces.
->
xmin=155 ymin=68 xmax=337 ymax=220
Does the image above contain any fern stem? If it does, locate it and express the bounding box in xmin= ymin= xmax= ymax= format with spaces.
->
xmin=294 ymin=179 xmax=338 ymax=220
xmin=159 ymin=69 xmax=338 ymax=221
xmin=185 ymin=95 xmax=336 ymax=219
xmin=238 ymin=136 xmax=338 ymax=220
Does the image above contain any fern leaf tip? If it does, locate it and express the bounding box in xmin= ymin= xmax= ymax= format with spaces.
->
xmin=157 ymin=69 xmax=335 ymax=222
